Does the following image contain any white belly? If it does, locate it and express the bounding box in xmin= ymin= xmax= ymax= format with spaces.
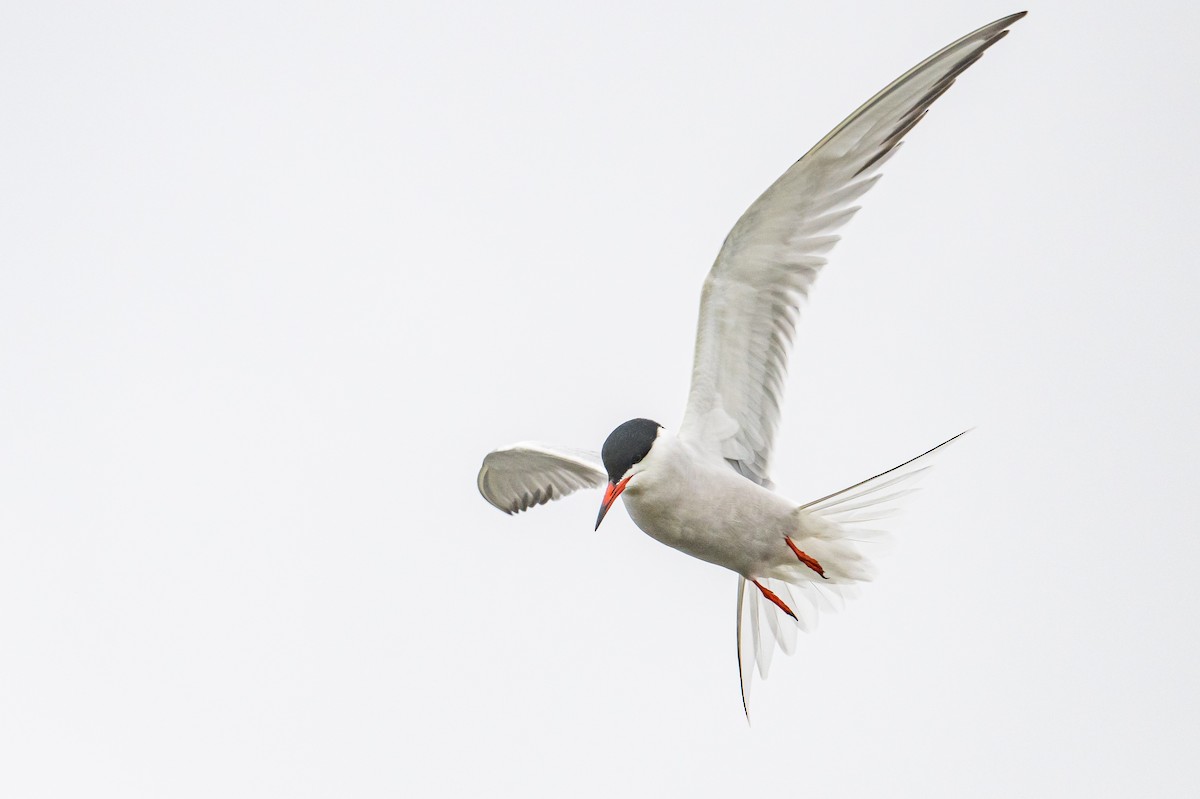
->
xmin=619 ymin=443 xmax=798 ymax=577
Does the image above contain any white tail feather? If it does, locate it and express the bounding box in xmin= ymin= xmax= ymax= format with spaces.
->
xmin=736 ymin=431 xmax=967 ymax=717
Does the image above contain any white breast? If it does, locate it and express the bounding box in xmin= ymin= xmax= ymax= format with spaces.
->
xmin=619 ymin=432 xmax=797 ymax=576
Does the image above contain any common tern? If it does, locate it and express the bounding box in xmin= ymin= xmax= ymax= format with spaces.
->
xmin=477 ymin=12 xmax=1024 ymax=714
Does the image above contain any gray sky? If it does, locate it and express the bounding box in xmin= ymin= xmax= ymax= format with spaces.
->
xmin=2 ymin=1 xmax=1197 ymax=796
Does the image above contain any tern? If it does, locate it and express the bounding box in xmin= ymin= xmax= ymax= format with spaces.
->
xmin=477 ymin=12 xmax=1024 ymax=714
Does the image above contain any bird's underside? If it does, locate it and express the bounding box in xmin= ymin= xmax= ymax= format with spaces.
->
xmin=477 ymin=11 xmax=1024 ymax=716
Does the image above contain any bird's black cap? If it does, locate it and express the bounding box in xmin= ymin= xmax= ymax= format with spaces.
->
xmin=601 ymin=418 xmax=662 ymax=483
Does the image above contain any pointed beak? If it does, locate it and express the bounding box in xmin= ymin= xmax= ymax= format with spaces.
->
xmin=595 ymin=476 xmax=631 ymax=530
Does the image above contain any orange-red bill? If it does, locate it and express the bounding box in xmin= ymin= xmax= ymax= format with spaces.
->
xmin=595 ymin=476 xmax=631 ymax=530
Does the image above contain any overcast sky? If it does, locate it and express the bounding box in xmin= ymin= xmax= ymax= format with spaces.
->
xmin=2 ymin=1 xmax=1198 ymax=796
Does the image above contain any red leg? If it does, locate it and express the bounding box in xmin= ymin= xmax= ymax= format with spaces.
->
xmin=786 ymin=537 xmax=828 ymax=579
xmin=752 ymin=579 xmax=797 ymax=620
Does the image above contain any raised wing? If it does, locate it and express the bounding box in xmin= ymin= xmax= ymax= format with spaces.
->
xmin=679 ymin=12 xmax=1025 ymax=487
xmin=477 ymin=442 xmax=606 ymax=514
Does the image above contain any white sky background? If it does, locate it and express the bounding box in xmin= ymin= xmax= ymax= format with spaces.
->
xmin=2 ymin=1 xmax=1197 ymax=796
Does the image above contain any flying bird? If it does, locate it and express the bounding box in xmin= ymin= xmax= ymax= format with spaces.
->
xmin=477 ymin=12 xmax=1024 ymax=714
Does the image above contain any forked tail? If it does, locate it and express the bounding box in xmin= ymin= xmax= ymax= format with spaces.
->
xmin=736 ymin=431 xmax=968 ymax=719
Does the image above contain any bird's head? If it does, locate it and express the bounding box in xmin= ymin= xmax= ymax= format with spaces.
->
xmin=595 ymin=418 xmax=663 ymax=530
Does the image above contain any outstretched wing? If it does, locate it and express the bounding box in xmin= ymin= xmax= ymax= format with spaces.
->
xmin=679 ymin=12 xmax=1025 ymax=488
xmin=477 ymin=442 xmax=606 ymax=514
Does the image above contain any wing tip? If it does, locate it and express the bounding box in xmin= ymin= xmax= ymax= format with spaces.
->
xmin=976 ymin=11 xmax=1028 ymax=39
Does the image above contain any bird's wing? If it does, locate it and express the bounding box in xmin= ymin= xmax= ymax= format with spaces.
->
xmin=477 ymin=442 xmax=607 ymax=514
xmin=679 ymin=12 xmax=1025 ymax=488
